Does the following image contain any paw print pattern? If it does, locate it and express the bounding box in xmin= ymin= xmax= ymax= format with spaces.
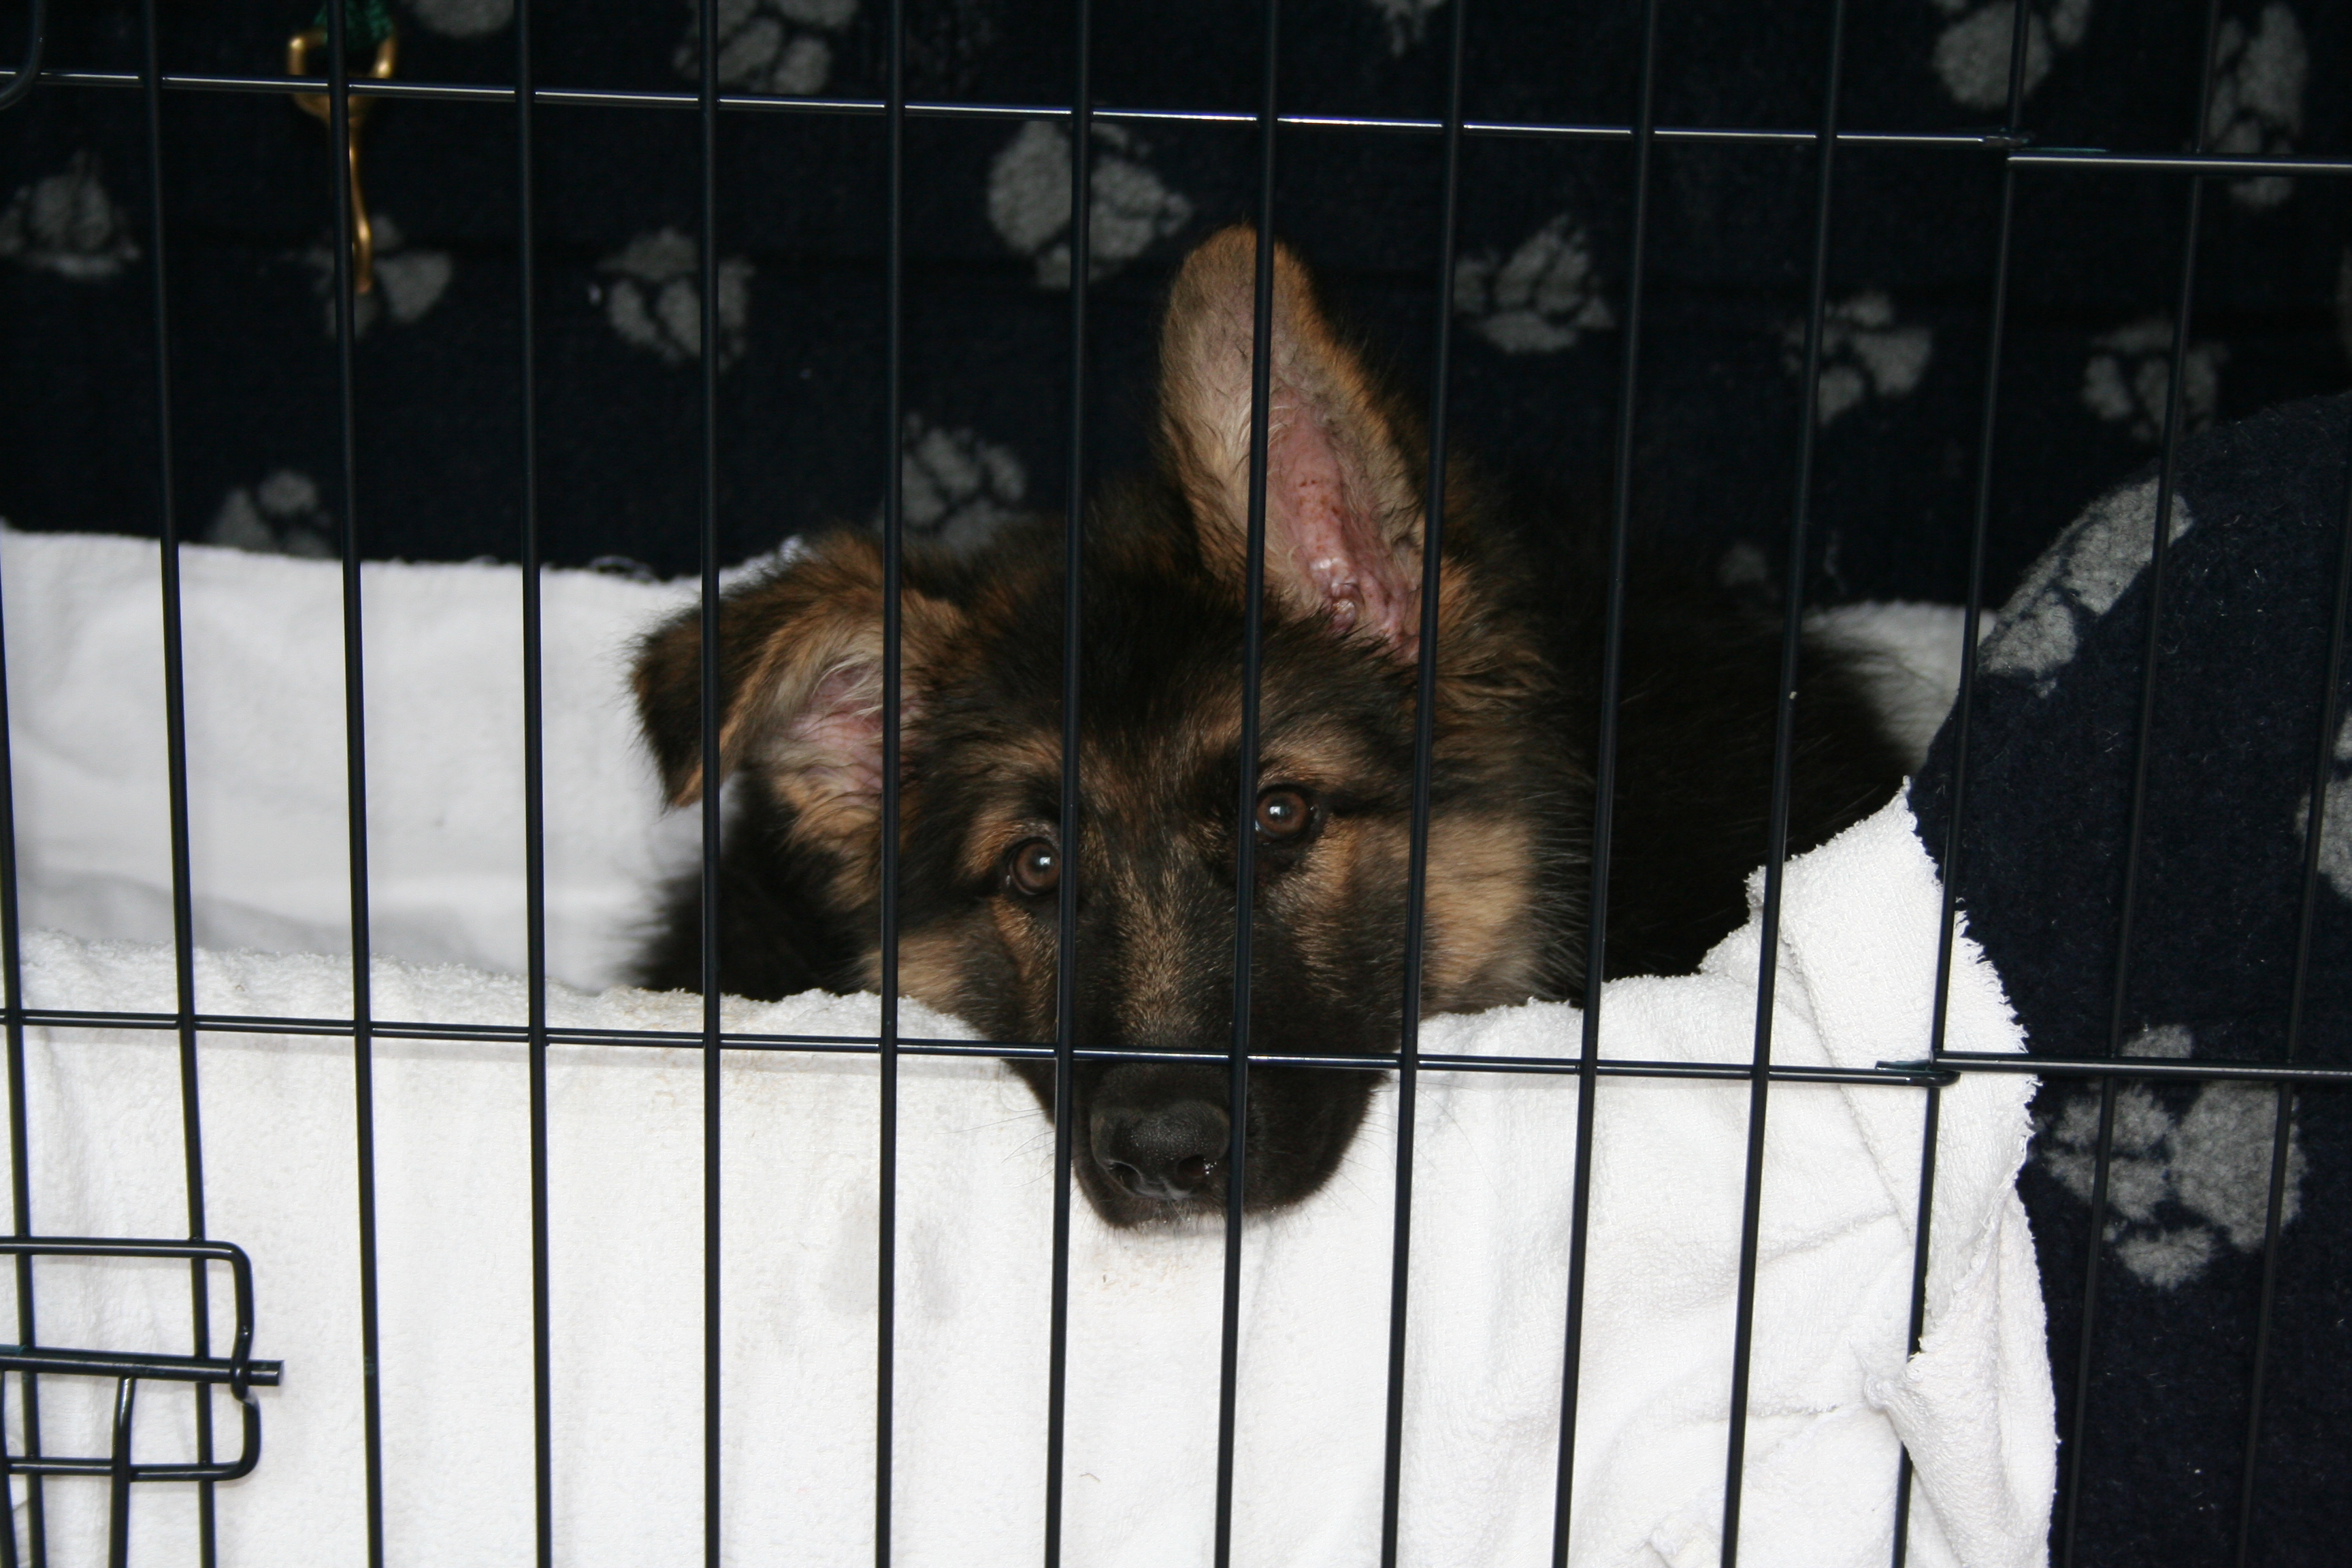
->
xmin=2207 ymin=3 xmax=2308 ymax=210
xmin=1977 ymin=476 xmax=2194 ymax=689
xmin=404 ymin=0 xmax=514 ymax=37
xmin=0 ymin=151 xmax=140 ymax=282
xmin=987 ymin=122 xmax=1194 ymax=291
xmin=2038 ymin=1026 xmax=2305 ymax=1291
xmin=593 ymin=229 xmax=755 ymax=370
xmin=674 ymin=0 xmax=858 ymax=97
xmin=2297 ymin=712 xmax=2352 ymax=904
xmin=897 ymin=414 xmax=1028 ymax=555
xmin=304 ymin=212 xmax=453 ymax=338
xmin=2080 ymin=316 xmax=2227 ymax=444
xmin=1927 ymin=0 xmax=2091 ymax=111
xmin=1783 ymin=292 xmax=1933 ymax=425
xmin=209 ymin=470 xmax=337 ymax=559
xmin=1365 ymin=0 xmax=1447 ymax=56
xmin=1452 ymin=217 xmax=1614 ymax=355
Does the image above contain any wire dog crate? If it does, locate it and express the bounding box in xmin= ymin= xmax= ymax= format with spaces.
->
xmin=1 ymin=0 xmax=2349 ymax=1563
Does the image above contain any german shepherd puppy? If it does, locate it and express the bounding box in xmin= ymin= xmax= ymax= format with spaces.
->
xmin=634 ymin=228 xmax=1904 ymax=1227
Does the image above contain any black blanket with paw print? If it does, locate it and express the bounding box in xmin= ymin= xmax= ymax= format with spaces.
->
xmin=1910 ymin=391 xmax=2352 ymax=1567
xmin=1 ymin=0 xmax=2347 ymax=612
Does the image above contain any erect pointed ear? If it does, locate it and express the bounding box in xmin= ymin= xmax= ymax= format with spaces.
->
xmin=1158 ymin=227 xmax=1427 ymax=657
xmin=632 ymin=534 xmax=960 ymax=838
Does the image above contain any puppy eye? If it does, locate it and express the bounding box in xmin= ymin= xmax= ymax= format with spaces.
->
xmin=1005 ymin=836 xmax=1060 ymax=897
xmin=1254 ymin=787 xmax=1316 ymax=843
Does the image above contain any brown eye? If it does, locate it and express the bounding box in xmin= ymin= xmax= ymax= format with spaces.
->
xmin=1006 ymin=837 xmax=1060 ymax=897
xmin=1254 ymin=787 xmax=1314 ymax=843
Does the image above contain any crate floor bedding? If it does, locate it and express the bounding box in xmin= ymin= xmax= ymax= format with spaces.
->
xmin=0 ymin=529 xmax=2051 ymax=1567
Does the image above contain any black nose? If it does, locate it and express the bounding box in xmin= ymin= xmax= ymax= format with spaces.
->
xmin=1091 ymin=1100 xmax=1229 ymax=1203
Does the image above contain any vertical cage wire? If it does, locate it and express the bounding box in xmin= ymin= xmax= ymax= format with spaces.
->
xmin=1213 ymin=3 xmax=1286 ymax=1561
xmin=0 ymin=353 xmax=41 ymax=1568
xmin=103 ymin=1377 xmax=133 ymax=1568
xmin=692 ymin=0 xmax=726 ymax=1556
xmin=321 ymin=0 xmax=390 ymax=1558
xmin=2060 ymin=5 xmax=2226 ymax=1561
xmin=2230 ymin=431 xmax=2352 ymax=1567
xmin=1718 ymin=0 xmax=1850 ymax=1558
xmin=137 ymin=0 xmax=224 ymax=1558
xmin=876 ymin=1 xmax=910 ymax=1561
xmin=1551 ymin=0 xmax=1661 ymax=1557
xmin=1043 ymin=0 xmax=1093 ymax=1558
xmin=513 ymin=0 xmax=556 ymax=1560
xmin=1377 ymin=0 xmax=1470 ymax=1561
xmin=1895 ymin=3 xmax=2036 ymax=1562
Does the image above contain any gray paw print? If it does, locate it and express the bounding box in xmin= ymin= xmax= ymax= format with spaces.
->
xmin=1978 ymin=476 xmax=2193 ymax=689
xmin=0 ymin=150 xmax=140 ymax=282
xmin=987 ymin=122 xmax=1194 ymax=291
xmin=1453 ymin=217 xmax=1614 ymax=355
xmin=404 ymin=0 xmax=514 ymax=38
xmin=593 ymin=229 xmax=754 ymax=370
xmin=1784 ymin=292 xmax=1932 ymax=425
xmin=896 ymin=414 xmax=1028 ymax=555
xmin=2207 ymin=3 xmax=2307 ymax=210
xmin=1365 ymin=0 xmax=1446 ymax=56
xmin=2038 ymin=1026 xmax=2304 ymax=1291
xmin=209 ymin=470 xmax=337 ymax=559
xmin=304 ymin=212 xmax=453 ymax=338
xmin=2298 ymin=711 xmax=2352 ymax=904
xmin=2080 ymin=316 xmax=2226 ymax=444
xmin=1927 ymin=0 xmax=2091 ymax=110
xmin=673 ymin=0 xmax=858 ymax=97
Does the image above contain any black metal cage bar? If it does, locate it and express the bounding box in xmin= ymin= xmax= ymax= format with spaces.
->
xmin=1043 ymin=0 xmax=1091 ymax=1557
xmin=1897 ymin=4 xmax=2037 ymax=1560
xmin=1379 ymin=1 xmax=1470 ymax=1563
xmin=133 ymin=0 xmax=219 ymax=1561
xmin=3 ymin=1 xmax=2350 ymax=1563
xmin=1213 ymin=7 xmax=1284 ymax=1559
xmin=512 ymin=3 xmax=555 ymax=1562
xmin=693 ymin=0 xmax=730 ymax=1561
xmin=2058 ymin=6 xmax=2225 ymax=1562
xmin=1715 ymin=3 xmax=1849 ymax=1558
xmin=1552 ymin=0 xmax=1659 ymax=1558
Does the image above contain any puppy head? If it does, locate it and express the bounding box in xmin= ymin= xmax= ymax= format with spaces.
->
xmin=630 ymin=231 xmax=1556 ymax=1228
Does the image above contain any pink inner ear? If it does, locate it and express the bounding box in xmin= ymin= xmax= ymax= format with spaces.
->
xmin=1269 ymin=413 xmax=1420 ymax=655
xmin=787 ymin=660 xmax=887 ymax=804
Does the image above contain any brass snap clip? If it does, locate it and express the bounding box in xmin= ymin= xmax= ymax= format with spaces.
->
xmin=288 ymin=7 xmax=398 ymax=295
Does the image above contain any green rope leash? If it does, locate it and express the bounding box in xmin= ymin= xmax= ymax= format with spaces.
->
xmin=311 ymin=0 xmax=395 ymax=48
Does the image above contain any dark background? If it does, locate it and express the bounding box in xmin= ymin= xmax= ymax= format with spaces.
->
xmin=1 ymin=0 xmax=2346 ymax=605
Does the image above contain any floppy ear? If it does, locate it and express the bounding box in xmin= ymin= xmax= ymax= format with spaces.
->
xmin=632 ymin=534 xmax=959 ymax=839
xmin=1158 ymin=227 xmax=1426 ymax=657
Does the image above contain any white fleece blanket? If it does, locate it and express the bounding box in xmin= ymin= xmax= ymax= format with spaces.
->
xmin=0 ymin=531 xmax=2051 ymax=1566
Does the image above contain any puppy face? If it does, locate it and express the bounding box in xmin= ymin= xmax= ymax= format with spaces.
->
xmin=635 ymin=229 xmax=1567 ymax=1225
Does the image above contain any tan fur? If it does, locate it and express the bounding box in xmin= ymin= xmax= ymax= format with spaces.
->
xmin=880 ymin=915 xmax=992 ymax=1019
xmin=1418 ymin=813 xmax=1546 ymax=1006
xmin=1099 ymin=849 xmax=1217 ymax=1051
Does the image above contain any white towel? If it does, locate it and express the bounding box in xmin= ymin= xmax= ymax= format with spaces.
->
xmin=3 ymin=798 xmax=2048 ymax=1568
xmin=0 ymin=529 xmax=2053 ymax=1565
xmin=0 ymin=528 xmax=695 ymax=994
